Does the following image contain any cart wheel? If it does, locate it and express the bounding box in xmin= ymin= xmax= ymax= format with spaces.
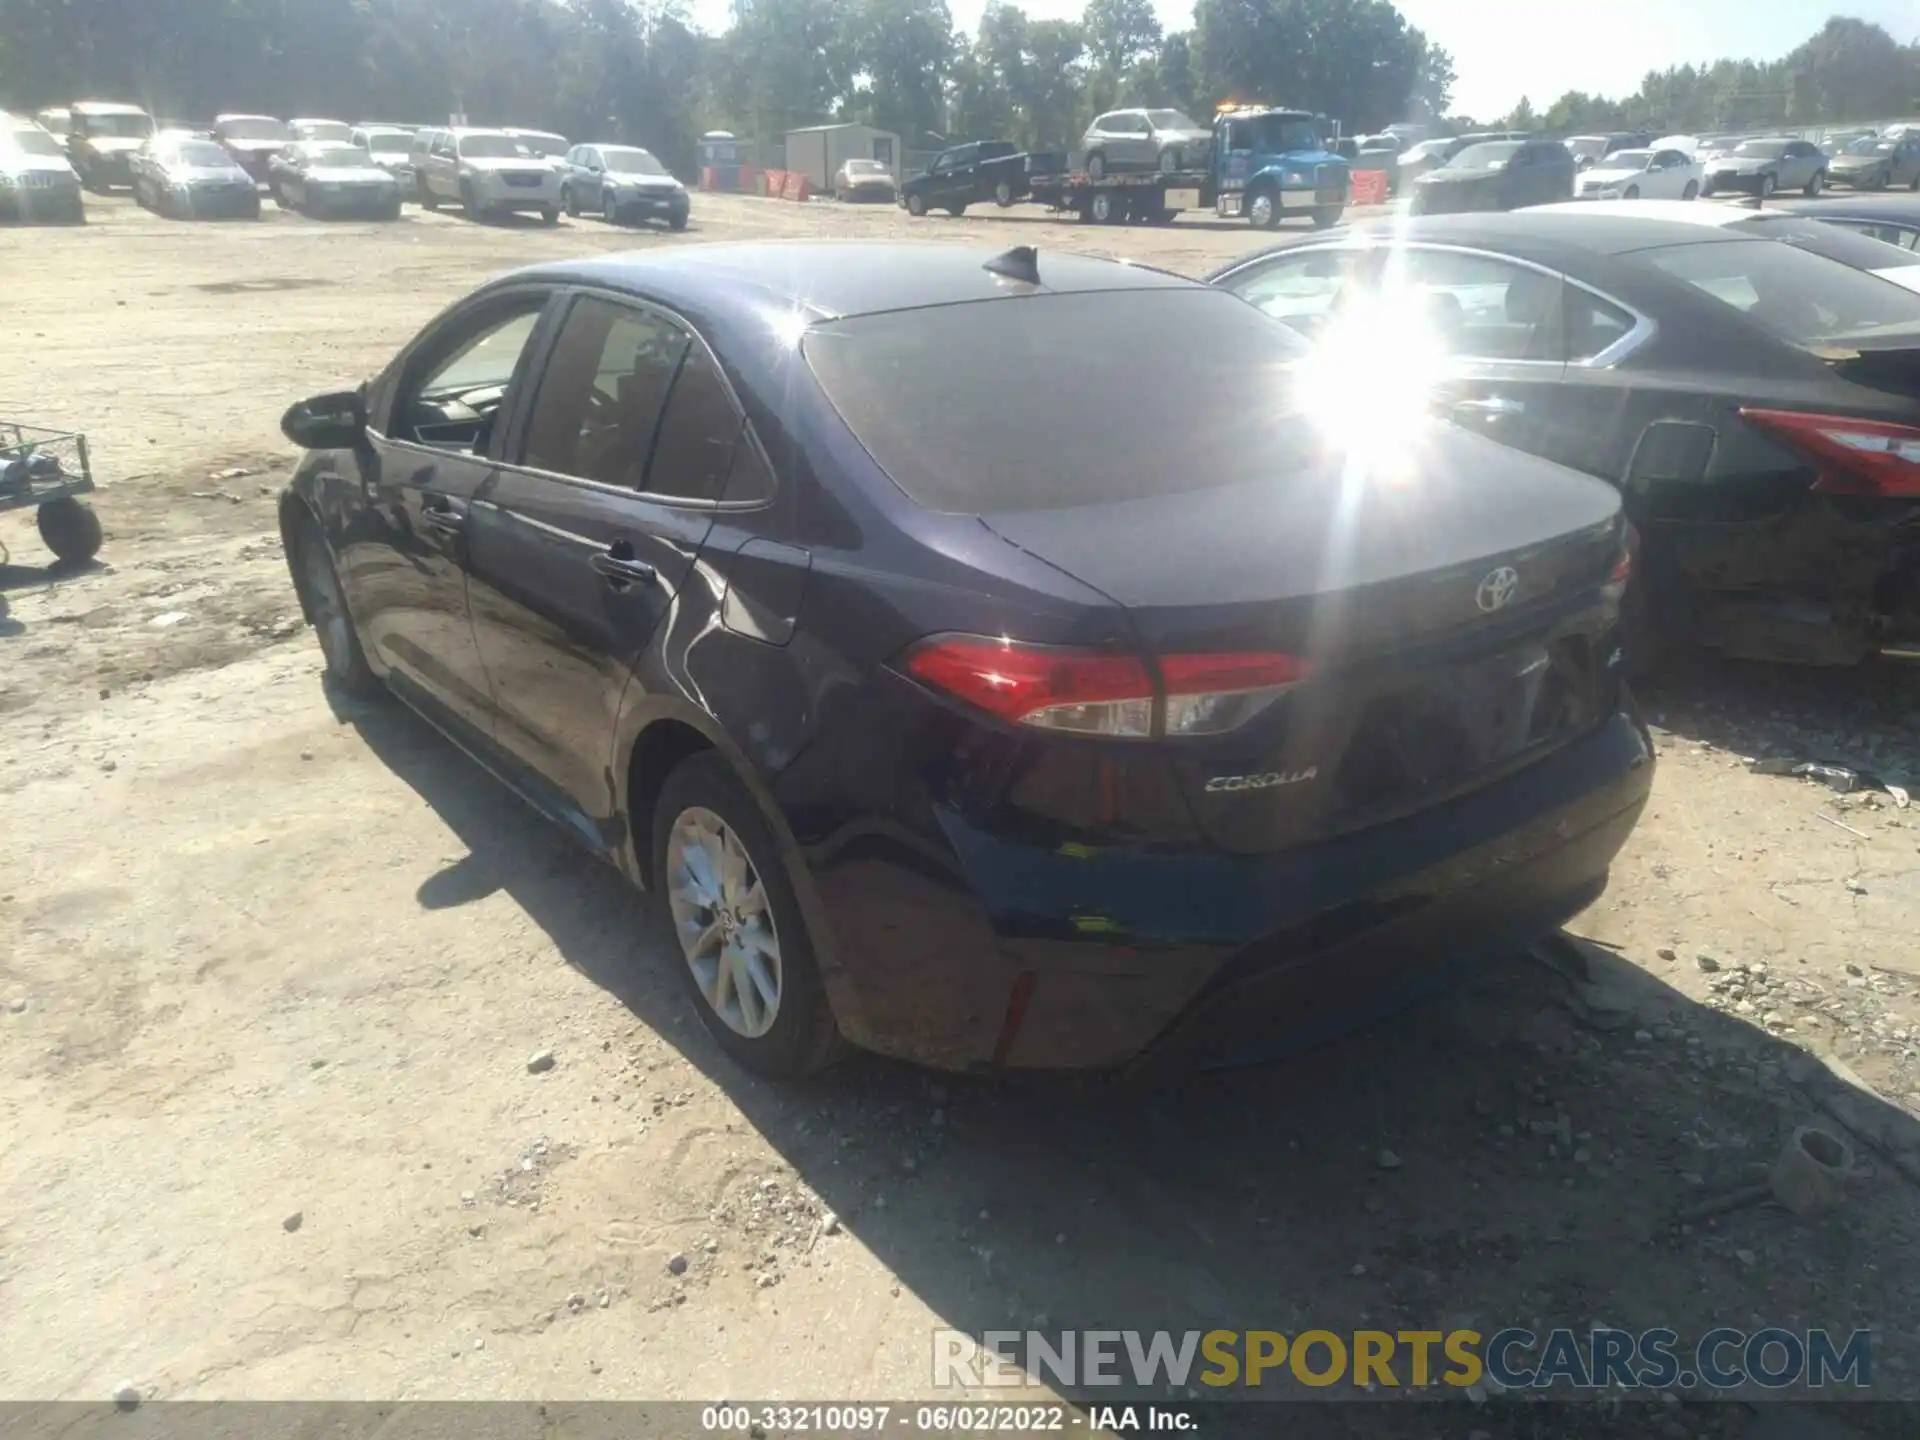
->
xmin=36 ymin=497 xmax=103 ymax=565
xmin=292 ymin=512 xmax=380 ymax=697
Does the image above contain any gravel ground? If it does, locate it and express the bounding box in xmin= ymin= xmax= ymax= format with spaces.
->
xmin=1 ymin=190 xmax=1917 ymax=1437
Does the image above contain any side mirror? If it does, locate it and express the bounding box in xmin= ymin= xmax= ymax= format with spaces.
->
xmin=281 ymin=389 xmax=365 ymax=450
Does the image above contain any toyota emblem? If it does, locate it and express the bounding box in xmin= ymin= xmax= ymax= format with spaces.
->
xmin=1476 ymin=566 xmax=1520 ymax=613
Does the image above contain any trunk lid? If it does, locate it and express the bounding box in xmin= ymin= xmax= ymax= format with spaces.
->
xmin=980 ymin=428 xmax=1625 ymax=853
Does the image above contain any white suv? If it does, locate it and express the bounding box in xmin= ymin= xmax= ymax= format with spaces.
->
xmin=418 ymin=127 xmax=561 ymax=223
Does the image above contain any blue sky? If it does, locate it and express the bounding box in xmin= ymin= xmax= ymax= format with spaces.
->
xmin=683 ymin=1 xmax=1920 ymax=122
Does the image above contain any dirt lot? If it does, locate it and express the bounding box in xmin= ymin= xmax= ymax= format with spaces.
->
xmin=3 ymin=191 xmax=1920 ymax=1434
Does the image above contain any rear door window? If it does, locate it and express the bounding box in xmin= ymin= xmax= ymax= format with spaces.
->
xmin=520 ymin=297 xmax=690 ymax=487
xmin=1641 ymin=237 xmax=1920 ymax=346
xmin=1216 ymin=247 xmax=1371 ymax=337
xmin=1386 ymin=249 xmax=1566 ymax=361
xmin=803 ymin=288 xmax=1318 ymax=514
xmin=642 ymin=345 xmax=745 ymax=503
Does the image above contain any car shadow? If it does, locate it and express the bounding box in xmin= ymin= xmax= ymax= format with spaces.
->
xmin=0 ymin=555 xmax=106 ymax=595
xmin=1636 ymin=654 xmax=1920 ymax=779
xmin=337 ymin=689 xmax=1920 ymax=1431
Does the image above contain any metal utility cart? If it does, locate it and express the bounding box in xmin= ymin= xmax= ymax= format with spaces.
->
xmin=0 ymin=422 xmax=104 ymax=564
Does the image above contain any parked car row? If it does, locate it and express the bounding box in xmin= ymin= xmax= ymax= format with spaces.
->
xmin=6 ymin=102 xmax=691 ymax=229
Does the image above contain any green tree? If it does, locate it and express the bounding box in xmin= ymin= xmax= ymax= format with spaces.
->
xmin=1194 ymin=0 xmax=1443 ymax=133
xmin=846 ymin=0 xmax=955 ymax=139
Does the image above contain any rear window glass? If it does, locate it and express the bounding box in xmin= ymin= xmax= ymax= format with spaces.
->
xmin=802 ymin=289 xmax=1315 ymax=515
xmin=1640 ymin=238 xmax=1920 ymax=347
xmin=1732 ymin=215 xmax=1920 ymax=275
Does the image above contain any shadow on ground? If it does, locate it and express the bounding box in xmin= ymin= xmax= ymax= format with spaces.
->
xmin=340 ymin=690 xmax=1920 ymax=1439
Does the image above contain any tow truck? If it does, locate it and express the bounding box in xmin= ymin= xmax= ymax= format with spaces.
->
xmin=1025 ymin=104 xmax=1351 ymax=228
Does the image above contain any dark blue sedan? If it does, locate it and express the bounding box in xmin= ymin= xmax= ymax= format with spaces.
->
xmin=275 ymin=241 xmax=1654 ymax=1078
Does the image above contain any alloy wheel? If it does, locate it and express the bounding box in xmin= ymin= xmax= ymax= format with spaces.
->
xmin=666 ymin=806 xmax=783 ymax=1039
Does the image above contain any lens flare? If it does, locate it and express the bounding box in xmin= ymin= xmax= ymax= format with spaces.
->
xmin=1291 ymin=284 xmax=1453 ymax=477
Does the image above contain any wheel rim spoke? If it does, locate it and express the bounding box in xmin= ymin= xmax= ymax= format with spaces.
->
xmin=666 ymin=806 xmax=783 ymax=1039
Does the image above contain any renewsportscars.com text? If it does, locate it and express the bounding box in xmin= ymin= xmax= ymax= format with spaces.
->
xmin=934 ymin=1327 xmax=1873 ymax=1392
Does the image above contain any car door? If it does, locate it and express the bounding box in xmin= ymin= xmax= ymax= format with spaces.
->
xmin=1646 ymin=150 xmax=1680 ymax=198
xmin=1384 ymin=246 xmax=1575 ymax=453
xmin=462 ymin=292 xmax=738 ymax=828
xmin=939 ymin=145 xmax=976 ymax=203
xmin=347 ymin=287 xmax=556 ymax=734
xmin=427 ymin=132 xmax=456 ymax=197
xmin=1784 ymin=141 xmax=1817 ymax=190
xmin=1897 ymin=138 xmax=1920 ymax=185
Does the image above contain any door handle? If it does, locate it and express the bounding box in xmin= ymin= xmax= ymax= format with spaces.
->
xmin=419 ymin=496 xmax=467 ymax=532
xmin=590 ymin=548 xmax=657 ymax=587
xmin=1454 ymin=395 xmax=1526 ymax=418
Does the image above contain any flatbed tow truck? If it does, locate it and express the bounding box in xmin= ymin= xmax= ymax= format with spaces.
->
xmin=901 ymin=105 xmax=1351 ymax=229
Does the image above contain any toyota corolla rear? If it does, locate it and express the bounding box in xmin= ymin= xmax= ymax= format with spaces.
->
xmin=779 ymin=284 xmax=1654 ymax=1075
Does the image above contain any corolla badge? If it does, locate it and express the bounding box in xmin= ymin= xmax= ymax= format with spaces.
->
xmin=1205 ymin=767 xmax=1318 ymax=793
xmin=1475 ymin=565 xmax=1520 ymax=613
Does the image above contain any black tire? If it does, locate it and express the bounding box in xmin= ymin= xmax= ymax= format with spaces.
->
xmin=946 ymin=202 xmax=966 ymax=216
xmin=905 ymin=192 xmax=926 ymax=216
xmin=461 ymin=179 xmax=483 ymax=219
xmin=1085 ymin=151 xmax=1107 ymax=180
xmin=381 ymin=199 xmax=401 ymax=222
xmin=563 ymin=183 xmax=579 ymax=217
xmin=1310 ymin=205 xmax=1342 ymax=229
xmin=669 ymin=210 xmax=689 ymax=231
xmin=1682 ymin=180 xmax=1698 ymax=200
xmin=1090 ymin=191 xmax=1119 ymax=224
xmin=419 ymin=177 xmax=439 ymax=210
xmin=36 ymin=497 xmax=102 ymax=565
xmin=994 ymin=179 xmax=1014 ymax=207
xmin=1158 ymin=148 xmax=1180 ymax=173
xmin=1623 ymin=185 xmax=1639 ymax=200
xmin=540 ymin=205 xmax=559 ymax=226
xmin=602 ymin=189 xmax=621 ymax=224
xmin=1804 ymin=169 xmax=1823 ymax=197
xmin=651 ymin=753 xmax=843 ymax=1079
xmin=272 ymin=181 xmax=289 ymax=209
xmin=1758 ymin=173 xmax=1775 ymax=199
xmin=290 ymin=511 xmax=380 ymax=697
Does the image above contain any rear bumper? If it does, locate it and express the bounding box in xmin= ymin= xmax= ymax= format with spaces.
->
xmin=611 ymin=189 xmax=689 ymax=219
xmin=185 ymin=186 xmax=261 ymax=219
xmin=469 ymin=174 xmax=561 ymax=210
xmin=804 ymin=708 xmax=1654 ymax=1073
xmin=0 ymin=186 xmax=85 ymax=222
xmin=307 ymin=185 xmax=400 ymax=217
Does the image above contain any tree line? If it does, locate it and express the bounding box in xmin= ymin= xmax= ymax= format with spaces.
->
xmin=1499 ymin=18 xmax=1920 ymax=138
xmin=0 ymin=1 xmax=1913 ymax=178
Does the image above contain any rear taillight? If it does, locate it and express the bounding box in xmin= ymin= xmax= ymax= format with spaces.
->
xmin=1608 ymin=522 xmax=1638 ymax=585
xmin=1741 ymin=408 xmax=1920 ymax=497
xmin=901 ymin=635 xmax=1308 ymax=739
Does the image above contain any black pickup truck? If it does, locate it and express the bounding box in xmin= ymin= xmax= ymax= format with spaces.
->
xmin=900 ymin=140 xmax=1067 ymax=215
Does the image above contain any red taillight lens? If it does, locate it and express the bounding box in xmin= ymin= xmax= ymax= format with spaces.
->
xmin=1608 ymin=521 xmax=1638 ymax=585
xmin=903 ymin=636 xmax=1154 ymax=736
xmin=901 ymin=636 xmax=1308 ymax=739
xmin=1741 ymin=408 xmax=1920 ymax=497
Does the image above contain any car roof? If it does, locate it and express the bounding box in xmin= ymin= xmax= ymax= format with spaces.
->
xmin=73 ymin=101 xmax=147 ymax=115
xmin=1767 ymin=194 xmax=1920 ymax=222
xmin=215 ymin=113 xmax=280 ymax=122
xmin=1213 ymin=210 xmax=1775 ymax=278
xmin=507 ymin=241 xmax=1196 ymax=320
xmin=1533 ymin=200 xmax=1755 ymax=228
xmin=290 ymin=117 xmax=346 ymax=124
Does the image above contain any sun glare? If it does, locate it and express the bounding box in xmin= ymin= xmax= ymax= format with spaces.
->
xmin=1292 ymin=284 xmax=1452 ymax=477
